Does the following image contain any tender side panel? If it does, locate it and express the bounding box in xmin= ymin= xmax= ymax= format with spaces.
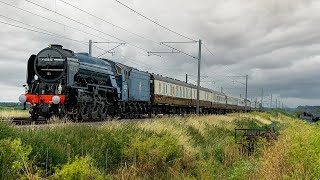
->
xmin=128 ymin=69 xmax=151 ymax=102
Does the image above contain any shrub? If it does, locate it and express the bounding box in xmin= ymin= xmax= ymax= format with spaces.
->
xmin=124 ymin=132 xmax=182 ymax=176
xmin=52 ymin=156 xmax=104 ymax=180
xmin=0 ymin=122 xmax=16 ymax=140
xmin=0 ymin=138 xmax=36 ymax=179
xmin=185 ymin=125 xmax=206 ymax=147
xmin=227 ymin=160 xmax=257 ymax=180
xmin=233 ymin=118 xmax=261 ymax=128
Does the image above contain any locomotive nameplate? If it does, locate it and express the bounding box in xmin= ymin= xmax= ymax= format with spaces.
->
xmin=41 ymin=58 xmax=64 ymax=62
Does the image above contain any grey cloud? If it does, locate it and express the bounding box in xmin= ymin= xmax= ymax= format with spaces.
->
xmin=0 ymin=0 xmax=319 ymax=107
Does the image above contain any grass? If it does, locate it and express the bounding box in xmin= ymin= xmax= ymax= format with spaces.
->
xmin=0 ymin=106 xmax=29 ymax=120
xmin=247 ymin=114 xmax=320 ymax=179
xmin=0 ymin=110 xmax=318 ymax=179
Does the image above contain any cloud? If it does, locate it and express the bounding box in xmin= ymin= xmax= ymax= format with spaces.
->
xmin=0 ymin=0 xmax=319 ymax=107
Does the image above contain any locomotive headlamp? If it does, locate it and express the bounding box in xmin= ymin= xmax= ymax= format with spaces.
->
xmin=24 ymin=86 xmax=29 ymax=93
xmin=19 ymin=95 xmax=27 ymax=103
xmin=52 ymin=96 xmax=60 ymax=104
xmin=58 ymin=83 xmax=62 ymax=94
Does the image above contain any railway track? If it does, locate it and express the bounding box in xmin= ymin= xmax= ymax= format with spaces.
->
xmin=5 ymin=113 xmax=201 ymax=126
xmin=11 ymin=117 xmax=48 ymax=125
xmin=6 ymin=115 xmax=149 ymax=126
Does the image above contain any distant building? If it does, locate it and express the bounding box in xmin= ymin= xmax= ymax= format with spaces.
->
xmin=300 ymin=111 xmax=320 ymax=122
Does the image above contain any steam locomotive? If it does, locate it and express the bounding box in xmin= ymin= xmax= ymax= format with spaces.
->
xmin=19 ymin=45 xmax=260 ymax=120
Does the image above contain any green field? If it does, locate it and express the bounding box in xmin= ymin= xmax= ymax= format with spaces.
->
xmin=0 ymin=111 xmax=319 ymax=179
xmin=0 ymin=106 xmax=29 ymax=120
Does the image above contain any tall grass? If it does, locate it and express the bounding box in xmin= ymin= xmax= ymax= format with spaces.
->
xmin=0 ymin=111 xmax=313 ymax=179
xmin=249 ymin=116 xmax=320 ymax=179
xmin=0 ymin=106 xmax=29 ymax=120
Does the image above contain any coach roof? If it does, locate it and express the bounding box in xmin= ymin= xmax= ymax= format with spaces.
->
xmin=151 ymin=73 xmax=225 ymax=96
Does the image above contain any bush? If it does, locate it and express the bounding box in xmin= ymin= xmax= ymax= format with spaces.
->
xmin=233 ymin=118 xmax=261 ymax=128
xmin=52 ymin=156 xmax=104 ymax=180
xmin=125 ymin=132 xmax=182 ymax=176
xmin=227 ymin=160 xmax=257 ymax=180
xmin=0 ymin=138 xmax=36 ymax=179
xmin=0 ymin=122 xmax=16 ymax=140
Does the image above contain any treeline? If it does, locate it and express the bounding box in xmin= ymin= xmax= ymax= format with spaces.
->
xmin=0 ymin=102 xmax=21 ymax=107
xmin=296 ymin=106 xmax=320 ymax=114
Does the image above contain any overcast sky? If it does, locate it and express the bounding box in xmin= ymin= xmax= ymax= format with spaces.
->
xmin=0 ymin=0 xmax=319 ymax=107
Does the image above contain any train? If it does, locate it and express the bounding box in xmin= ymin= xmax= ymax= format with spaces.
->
xmin=18 ymin=44 xmax=261 ymax=120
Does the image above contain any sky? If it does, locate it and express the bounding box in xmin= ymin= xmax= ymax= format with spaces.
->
xmin=0 ymin=0 xmax=319 ymax=108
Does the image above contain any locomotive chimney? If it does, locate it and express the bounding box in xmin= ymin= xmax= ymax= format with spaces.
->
xmin=49 ymin=44 xmax=63 ymax=49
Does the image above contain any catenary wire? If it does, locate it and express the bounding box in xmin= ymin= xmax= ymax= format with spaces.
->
xmin=58 ymin=0 xmax=158 ymax=44
xmin=0 ymin=0 xmax=112 ymax=43
xmin=25 ymin=0 xmax=149 ymax=53
xmin=0 ymin=20 xmax=88 ymax=44
xmin=114 ymin=0 xmax=196 ymax=42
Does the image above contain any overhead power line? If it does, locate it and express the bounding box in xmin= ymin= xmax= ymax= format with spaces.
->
xmin=114 ymin=0 xmax=196 ymax=41
xmin=160 ymin=43 xmax=198 ymax=60
xmin=202 ymin=42 xmax=243 ymax=77
xmin=0 ymin=20 xmax=87 ymax=44
xmin=58 ymin=0 xmax=157 ymax=44
xmin=25 ymin=0 xmax=149 ymax=53
xmin=203 ymin=43 xmax=214 ymax=57
xmin=0 ymin=1 xmax=182 ymax=75
xmin=0 ymin=0 xmax=113 ymax=43
xmin=0 ymin=14 xmax=117 ymax=53
xmin=0 ymin=16 xmax=170 ymax=75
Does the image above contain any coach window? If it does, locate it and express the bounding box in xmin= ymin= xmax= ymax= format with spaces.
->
xmin=176 ymin=86 xmax=179 ymax=97
xmin=183 ymin=87 xmax=185 ymax=97
xmin=182 ymin=87 xmax=186 ymax=97
xmin=162 ymin=83 xmax=165 ymax=94
xmin=173 ymin=86 xmax=175 ymax=96
xmin=187 ymin=89 xmax=189 ymax=98
xmin=165 ymin=84 xmax=168 ymax=94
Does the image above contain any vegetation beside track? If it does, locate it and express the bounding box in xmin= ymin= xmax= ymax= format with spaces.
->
xmin=0 ymin=106 xmax=29 ymax=120
xmin=0 ymin=111 xmax=319 ymax=179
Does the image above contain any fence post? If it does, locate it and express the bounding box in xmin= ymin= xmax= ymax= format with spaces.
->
xmin=92 ymin=147 xmax=95 ymax=159
xmin=81 ymin=145 xmax=84 ymax=157
xmin=105 ymin=149 xmax=108 ymax=172
xmin=66 ymin=144 xmax=71 ymax=162
xmin=45 ymin=148 xmax=48 ymax=178
xmin=120 ymin=150 xmax=123 ymax=167
xmin=133 ymin=148 xmax=136 ymax=166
